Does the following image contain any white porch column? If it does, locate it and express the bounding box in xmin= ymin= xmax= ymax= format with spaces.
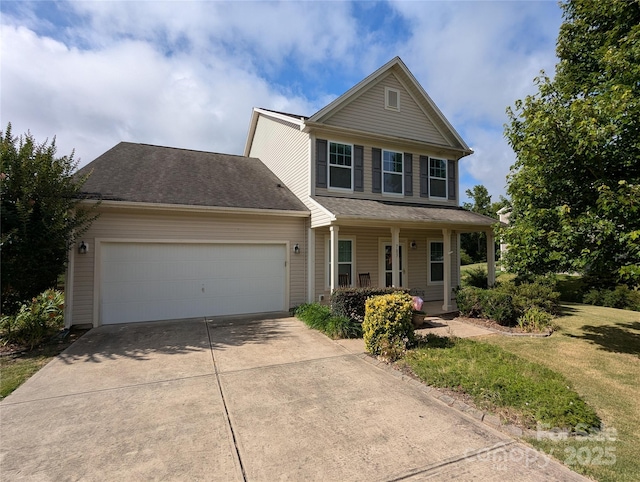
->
xmin=330 ymin=225 xmax=339 ymax=291
xmin=442 ymin=228 xmax=452 ymax=311
xmin=487 ymin=230 xmax=496 ymax=287
xmin=391 ymin=226 xmax=400 ymax=287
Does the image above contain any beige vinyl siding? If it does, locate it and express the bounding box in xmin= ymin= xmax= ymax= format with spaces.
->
xmin=309 ymin=199 xmax=334 ymax=228
xmin=313 ymin=226 xmax=458 ymax=302
xmin=315 ymin=140 xmax=459 ymax=206
xmin=71 ymin=207 xmax=307 ymax=326
xmin=249 ymin=115 xmax=310 ymax=201
xmin=323 ymin=73 xmax=449 ymax=147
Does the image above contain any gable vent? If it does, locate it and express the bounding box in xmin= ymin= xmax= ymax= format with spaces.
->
xmin=385 ymin=87 xmax=400 ymax=111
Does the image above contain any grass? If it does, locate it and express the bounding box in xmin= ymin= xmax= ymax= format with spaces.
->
xmin=404 ymin=334 xmax=599 ymax=430
xmin=460 ymin=262 xmax=515 ymax=283
xmin=1 ymin=344 xmax=66 ymax=398
xmin=479 ymin=303 xmax=640 ymax=482
xmin=0 ymin=328 xmax=87 ymax=399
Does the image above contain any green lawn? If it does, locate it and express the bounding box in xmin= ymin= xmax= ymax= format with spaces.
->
xmin=479 ymin=303 xmax=640 ymax=482
xmin=0 ymin=334 xmax=83 ymax=399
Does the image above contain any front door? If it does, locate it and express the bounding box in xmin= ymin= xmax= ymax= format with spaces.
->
xmin=382 ymin=243 xmax=405 ymax=287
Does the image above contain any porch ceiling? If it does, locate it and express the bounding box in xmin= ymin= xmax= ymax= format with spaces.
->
xmin=313 ymin=195 xmax=497 ymax=229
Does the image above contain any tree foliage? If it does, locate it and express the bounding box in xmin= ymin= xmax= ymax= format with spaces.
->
xmin=1 ymin=124 xmax=97 ymax=313
xmin=461 ymin=185 xmax=507 ymax=263
xmin=503 ymin=0 xmax=640 ymax=286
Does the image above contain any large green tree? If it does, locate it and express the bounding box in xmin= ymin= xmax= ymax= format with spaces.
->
xmin=1 ymin=124 xmax=96 ymax=313
xmin=503 ymin=0 xmax=640 ymax=286
xmin=461 ymin=185 xmax=507 ymax=263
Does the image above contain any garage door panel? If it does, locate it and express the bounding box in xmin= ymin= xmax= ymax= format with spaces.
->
xmin=101 ymin=243 xmax=286 ymax=324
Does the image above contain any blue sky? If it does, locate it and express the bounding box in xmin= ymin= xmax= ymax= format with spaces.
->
xmin=0 ymin=0 xmax=563 ymax=202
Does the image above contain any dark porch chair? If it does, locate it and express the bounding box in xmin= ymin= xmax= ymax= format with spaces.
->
xmin=338 ymin=273 xmax=350 ymax=287
xmin=358 ymin=273 xmax=371 ymax=288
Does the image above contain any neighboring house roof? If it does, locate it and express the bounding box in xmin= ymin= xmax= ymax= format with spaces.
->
xmin=313 ymin=196 xmax=496 ymax=227
xmin=77 ymin=142 xmax=309 ymax=213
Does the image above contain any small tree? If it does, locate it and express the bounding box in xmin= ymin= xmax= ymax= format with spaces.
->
xmin=1 ymin=124 xmax=96 ymax=313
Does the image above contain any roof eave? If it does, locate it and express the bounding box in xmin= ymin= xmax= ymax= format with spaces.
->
xmin=80 ymin=199 xmax=310 ymax=217
xmin=303 ymin=121 xmax=473 ymax=158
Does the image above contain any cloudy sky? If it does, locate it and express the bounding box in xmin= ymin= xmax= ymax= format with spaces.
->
xmin=1 ymin=0 xmax=563 ymax=201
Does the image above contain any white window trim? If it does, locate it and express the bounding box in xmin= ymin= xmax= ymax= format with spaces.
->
xmin=428 ymin=157 xmax=448 ymax=200
xmin=327 ymin=141 xmax=354 ymax=192
xmin=428 ymin=239 xmax=445 ymax=285
xmin=378 ymin=238 xmax=408 ymax=288
xmin=385 ymin=87 xmax=400 ymax=111
xmin=325 ymin=236 xmax=356 ymax=289
xmin=382 ymin=149 xmax=404 ymax=196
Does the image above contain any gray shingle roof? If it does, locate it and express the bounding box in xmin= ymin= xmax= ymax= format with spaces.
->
xmin=76 ymin=142 xmax=309 ymax=212
xmin=314 ymin=196 xmax=497 ymax=227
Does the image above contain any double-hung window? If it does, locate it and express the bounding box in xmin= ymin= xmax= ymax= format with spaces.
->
xmin=429 ymin=241 xmax=444 ymax=283
xmin=429 ymin=158 xmax=447 ymax=199
xmin=383 ymin=150 xmax=403 ymax=194
xmin=327 ymin=239 xmax=353 ymax=287
xmin=329 ymin=142 xmax=353 ymax=190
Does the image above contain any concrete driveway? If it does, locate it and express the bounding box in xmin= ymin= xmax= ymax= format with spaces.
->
xmin=1 ymin=316 xmax=586 ymax=481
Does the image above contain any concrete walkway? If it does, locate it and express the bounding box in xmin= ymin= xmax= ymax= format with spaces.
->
xmin=0 ymin=316 xmax=586 ymax=481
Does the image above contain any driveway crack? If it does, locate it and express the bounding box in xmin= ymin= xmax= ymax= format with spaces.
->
xmin=206 ymin=319 xmax=248 ymax=482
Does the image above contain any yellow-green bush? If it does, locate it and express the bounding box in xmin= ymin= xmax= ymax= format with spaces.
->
xmin=363 ymin=292 xmax=414 ymax=361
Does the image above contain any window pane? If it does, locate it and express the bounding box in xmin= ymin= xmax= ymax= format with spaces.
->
xmin=430 ymin=178 xmax=446 ymax=198
xmin=385 ymin=272 xmax=393 ymax=287
xmin=330 ymin=166 xmax=351 ymax=189
xmin=385 ymin=246 xmax=392 ymax=270
xmin=430 ymin=158 xmax=446 ymax=178
xmin=329 ymin=142 xmax=352 ymax=167
xmin=431 ymin=263 xmax=444 ymax=282
xmin=430 ymin=242 xmax=444 ymax=262
xmin=384 ymin=173 xmax=403 ymax=193
xmin=383 ymin=151 xmax=403 ymax=172
xmin=338 ymin=240 xmax=352 ymax=262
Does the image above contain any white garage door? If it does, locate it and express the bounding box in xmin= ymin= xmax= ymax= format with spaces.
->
xmin=100 ymin=243 xmax=286 ymax=324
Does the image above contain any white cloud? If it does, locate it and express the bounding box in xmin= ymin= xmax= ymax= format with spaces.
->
xmin=1 ymin=0 xmax=563 ymax=199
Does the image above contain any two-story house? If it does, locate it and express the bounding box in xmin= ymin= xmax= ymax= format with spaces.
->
xmin=66 ymin=57 xmax=496 ymax=328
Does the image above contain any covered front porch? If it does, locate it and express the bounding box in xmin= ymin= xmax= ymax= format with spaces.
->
xmin=307 ymin=196 xmax=497 ymax=312
xmin=310 ymin=223 xmax=496 ymax=312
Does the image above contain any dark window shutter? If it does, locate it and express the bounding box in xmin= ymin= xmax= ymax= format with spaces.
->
xmin=354 ymin=145 xmax=364 ymax=192
xmin=372 ymin=148 xmax=382 ymax=193
xmin=404 ymin=153 xmax=413 ymax=196
xmin=420 ymin=155 xmax=429 ymax=198
xmin=447 ymin=159 xmax=456 ymax=200
xmin=316 ymin=139 xmax=327 ymax=188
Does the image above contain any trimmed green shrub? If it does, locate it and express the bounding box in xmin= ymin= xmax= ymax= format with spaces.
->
xmin=294 ymin=303 xmax=362 ymax=339
xmin=363 ymin=292 xmax=414 ymax=361
xmin=454 ymin=286 xmax=483 ymax=318
xmin=331 ymin=287 xmax=408 ymax=324
xmin=480 ymin=290 xmax=515 ymax=324
xmin=462 ymin=267 xmax=489 ymax=288
xmin=0 ymin=289 xmax=65 ymax=348
xmin=498 ymin=281 xmax=561 ymax=316
xmin=460 ymin=249 xmax=474 ymax=266
xmin=583 ymin=285 xmax=640 ymax=311
xmin=456 ymin=279 xmax=559 ymax=327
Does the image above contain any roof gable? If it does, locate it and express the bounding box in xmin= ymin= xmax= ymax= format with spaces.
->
xmin=77 ymin=142 xmax=308 ymax=212
xmin=308 ymin=57 xmax=470 ymax=152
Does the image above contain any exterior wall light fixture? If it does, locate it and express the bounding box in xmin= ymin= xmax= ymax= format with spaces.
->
xmin=78 ymin=241 xmax=89 ymax=254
